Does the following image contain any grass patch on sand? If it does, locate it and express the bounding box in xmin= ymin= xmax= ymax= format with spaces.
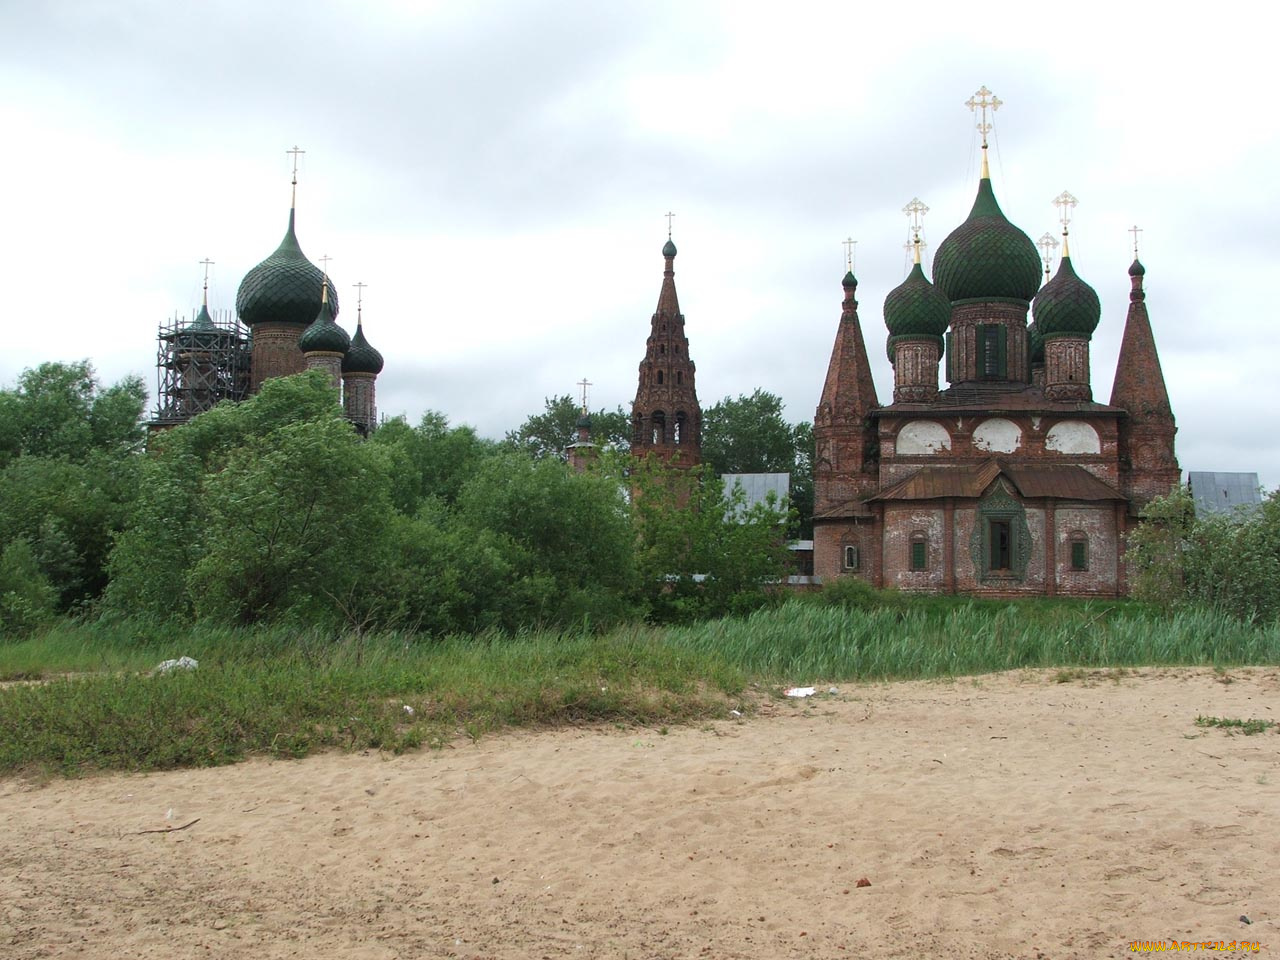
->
xmin=2 ymin=593 xmax=1278 ymax=776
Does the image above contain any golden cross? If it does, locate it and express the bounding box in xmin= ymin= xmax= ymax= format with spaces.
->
xmin=902 ymin=197 xmax=929 ymax=251
xmin=354 ymin=281 xmax=367 ymax=321
xmin=1037 ymin=232 xmax=1059 ymax=277
xmin=199 ymin=257 xmax=215 ymax=290
xmin=965 ymin=86 xmax=1002 ymax=146
xmin=287 ymin=145 xmax=305 ymax=183
xmin=577 ymin=377 xmax=592 ymax=413
xmin=1128 ymin=224 xmax=1143 ymax=258
xmin=842 ymin=237 xmax=857 ymax=272
xmin=1053 ymin=191 xmax=1078 ymax=235
xmin=664 ymin=211 xmax=675 ymax=238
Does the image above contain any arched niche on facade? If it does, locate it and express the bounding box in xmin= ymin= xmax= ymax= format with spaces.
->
xmin=1045 ymin=420 xmax=1101 ymax=454
xmin=973 ymin=417 xmax=1022 ymax=454
xmin=896 ymin=420 xmax=952 ymax=455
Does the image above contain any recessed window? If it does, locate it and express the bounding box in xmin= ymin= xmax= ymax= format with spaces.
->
xmin=909 ymin=532 xmax=927 ymax=571
xmin=843 ymin=545 xmax=859 ymax=570
xmin=657 ymin=370 xmax=664 ymax=385
xmin=1070 ymin=534 xmax=1089 ymax=571
xmin=989 ymin=520 xmax=1012 ymax=571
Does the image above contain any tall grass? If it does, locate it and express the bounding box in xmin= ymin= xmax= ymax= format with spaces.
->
xmin=2 ymin=598 xmax=1276 ymax=776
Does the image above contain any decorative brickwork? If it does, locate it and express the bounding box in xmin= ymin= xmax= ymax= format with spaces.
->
xmin=1043 ymin=336 xmax=1091 ymax=401
xmin=249 ymin=322 xmax=307 ymax=393
xmin=631 ymin=240 xmax=701 ymax=468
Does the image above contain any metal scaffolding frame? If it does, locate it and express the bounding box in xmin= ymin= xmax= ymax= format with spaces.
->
xmin=151 ymin=308 xmax=250 ymax=426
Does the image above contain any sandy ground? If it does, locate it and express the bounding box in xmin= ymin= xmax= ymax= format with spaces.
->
xmin=1 ymin=667 xmax=1277 ymax=959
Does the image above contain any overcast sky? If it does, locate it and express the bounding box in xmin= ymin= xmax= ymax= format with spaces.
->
xmin=2 ymin=1 xmax=1275 ymax=490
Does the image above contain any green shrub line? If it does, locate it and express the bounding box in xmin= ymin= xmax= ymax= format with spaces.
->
xmin=2 ymin=596 xmax=1278 ymax=777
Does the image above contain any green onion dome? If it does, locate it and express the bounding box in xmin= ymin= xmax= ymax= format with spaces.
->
xmin=1129 ymin=258 xmax=1145 ymax=277
xmin=175 ymin=302 xmax=221 ymax=350
xmin=1027 ymin=319 xmax=1045 ymax=364
xmin=236 ymin=210 xmax=338 ymax=327
xmin=842 ymin=270 xmax=857 ymax=289
xmin=933 ymin=178 xmax=1042 ymax=304
xmin=298 ymin=290 xmax=351 ymax=354
xmin=884 ymin=262 xmax=950 ymax=338
xmin=342 ymin=322 xmax=384 ymax=375
xmin=1031 ymin=255 xmax=1100 ymax=339
xmin=575 ymin=412 xmax=593 ymax=430
xmin=662 ymin=238 xmax=677 ymax=258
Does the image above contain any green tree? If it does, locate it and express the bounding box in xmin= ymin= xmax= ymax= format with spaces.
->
xmin=0 ymin=539 xmax=58 ymax=637
xmin=371 ymin=411 xmax=497 ymax=513
xmin=106 ymin=372 xmax=391 ymax=626
xmin=701 ymin=389 xmax=813 ymax=538
xmin=505 ymin=394 xmax=631 ymax=460
xmin=632 ymin=459 xmax=792 ymax=623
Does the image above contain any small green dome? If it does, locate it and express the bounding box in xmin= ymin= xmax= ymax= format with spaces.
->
xmin=575 ymin=412 xmax=592 ymax=430
xmin=236 ymin=210 xmax=338 ymax=327
xmin=933 ymin=178 xmax=1042 ymax=303
xmin=298 ymin=291 xmax=351 ymax=354
xmin=1128 ymin=258 xmax=1145 ymax=277
xmin=842 ymin=270 xmax=857 ymax=289
xmin=883 ymin=262 xmax=950 ymax=338
xmin=1027 ymin=319 xmax=1044 ymax=364
xmin=662 ymin=238 xmax=677 ymax=258
xmin=342 ymin=323 xmax=384 ymax=375
xmin=1032 ymin=256 xmax=1100 ymax=339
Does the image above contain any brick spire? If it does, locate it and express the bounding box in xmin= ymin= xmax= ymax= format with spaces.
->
xmin=814 ymin=268 xmax=880 ymax=512
xmin=1110 ymin=259 xmax=1180 ymax=507
xmin=630 ymin=236 xmax=701 ymax=466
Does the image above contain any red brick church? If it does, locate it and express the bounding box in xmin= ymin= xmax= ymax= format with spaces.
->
xmin=812 ymin=89 xmax=1179 ymax=597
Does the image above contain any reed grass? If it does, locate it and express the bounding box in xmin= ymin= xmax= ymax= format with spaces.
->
xmin=2 ymin=598 xmax=1276 ymax=776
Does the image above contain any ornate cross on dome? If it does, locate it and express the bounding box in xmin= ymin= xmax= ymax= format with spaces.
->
xmin=1037 ymin=232 xmax=1059 ymax=277
xmin=903 ymin=197 xmax=929 ymax=263
xmin=842 ymin=237 xmax=857 ymax=272
xmin=577 ymin=377 xmax=592 ymax=413
xmin=1128 ymin=224 xmax=1143 ymax=258
xmin=287 ymin=146 xmax=305 ymax=182
xmin=665 ymin=211 xmax=675 ymax=238
xmin=1053 ymin=191 xmax=1078 ymax=257
xmin=354 ymin=281 xmax=367 ymax=321
xmin=965 ymin=86 xmax=1002 ymax=146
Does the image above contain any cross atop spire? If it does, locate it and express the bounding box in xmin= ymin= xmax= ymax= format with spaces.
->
xmin=665 ymin=211 xmax=675 ymax=238
xmin=287 ymin=145 xmax=305 ymax=207
xmin=1128 ymin=224 xmax=1143 ymax=259
xmin=1037 ymin=232 xmax=1059 ymax=278
xmin=354 ymin=281 xmax=367 ymax=323
xmin=903 ymin=197 xmax=929 ymax=264
xmin=319 ymin=253 xmax=333 ymax=278
xmin=577 ymin=377 xmax=592 ymax=413
xmin=1053 ymin=190 xmax=1078 ymax=257
xmin=966 ymin=86 xmax=1001 ymax=178
xmin=200 ymin=257 xmax=215 ymax=305
xmin=842 ymin=237 xmax=857 ymax=273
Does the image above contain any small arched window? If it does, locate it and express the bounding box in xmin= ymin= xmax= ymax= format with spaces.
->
xmin=1069 ymin=531 xmax=1089 ymax=571
xmin=909 ymin=531 xmax=928 ymax=571
xmin=651 ymin=410 xmax=666 ymax=445
xmin=843 ymin=545 xmax=860 ymax=570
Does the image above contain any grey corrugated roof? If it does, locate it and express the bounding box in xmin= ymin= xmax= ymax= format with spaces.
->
xmin=1188 ymin=472 xmax=1262 ymax=517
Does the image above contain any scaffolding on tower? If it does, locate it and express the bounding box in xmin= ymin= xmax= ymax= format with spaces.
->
xmin=150 ymin=307 xmax=250 ymax=429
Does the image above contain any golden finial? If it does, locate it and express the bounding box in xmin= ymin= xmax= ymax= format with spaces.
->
xmin=199 ymin=257 xmax=215 ymax=306
xmin=1128 ymin=224 xmax=1143 ymax=259
xmin=318 ymin=254 xmax=333 ymax=303
xmin=965 ymin=86 xmax=1002 ymax=178
xmin=1053 ymin=191 xmax=1078 ymax=258
xmin=903 ymin=197 xmax=929 ymax=265
xmin=577 ymin=377 xmax=592 ymax=414
xmin=842 ymin=237 xmax=857 ymax=273
xmin=664 ymin=211 xmax=675 ymax=239
xmin=1037 ymin=232 xmax=1059 ymax=278
xmin=287 ymin=145 xmax=305 ymax=207
xmin=354 ymin=281 xmax=367 ymax=324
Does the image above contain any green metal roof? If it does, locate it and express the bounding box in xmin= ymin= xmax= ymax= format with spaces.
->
xmin=883 ymin=261 xmax=950 ymax=338
xmin=236 ymin=209 xmax=338 ymax=327
xmin=1032 ymin=256 xmax=1100 ymax=339
xmin=298 ymin=291 xmax=351 ymax=354
xmin=342 ymin=322 xmax=384 ymax=375
xmin=933 ymin=178 xmax=1042 ymax=304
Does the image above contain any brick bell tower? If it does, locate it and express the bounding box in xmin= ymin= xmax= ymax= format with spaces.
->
xmin=631 ymin=224 xmax=701 ymax=467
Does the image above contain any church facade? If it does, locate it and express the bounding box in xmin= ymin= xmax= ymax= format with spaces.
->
xmin=813 ymin=102 xmax=1178 ymax=597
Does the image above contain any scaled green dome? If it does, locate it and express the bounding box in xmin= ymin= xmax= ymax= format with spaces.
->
xmin=575 ymin=412 xmax=593 ymax=430
xmin=662 ymin=238 xmax=677 ymax=258
xmin=933 ymin=178 xmax=1042 ymax=304
xmin=883 ymin=262 xmax=950 ymax=338
xmin=298 ymin=292 xmax=351 ymax=354
xmin=1031 ymin=256 xmax=1100 ymax=339
xmin=342 ymin=323 xmax=384 ymax=375
xmin=236 ymin=210 xmax=339 ymax=327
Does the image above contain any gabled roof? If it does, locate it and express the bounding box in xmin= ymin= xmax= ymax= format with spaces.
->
xmin=869 ymin=459 xmax=1125 ymax=503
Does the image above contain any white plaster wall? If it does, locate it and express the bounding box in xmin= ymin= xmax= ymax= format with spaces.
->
xmin=973 ymin=418 xmax=1022 ymax=453
xmin=896 ymin=420 xmax=952 ymax=455
xmin=1046 ymin=420 xmax=1101 ymax=454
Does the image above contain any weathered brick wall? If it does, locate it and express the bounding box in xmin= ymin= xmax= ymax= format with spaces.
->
xmin=249 ymin=322 xmax=306 ymax=393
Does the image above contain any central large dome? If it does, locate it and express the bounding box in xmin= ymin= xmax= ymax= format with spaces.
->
xmin=933 ymin=178 xmax=1042 ymax=304
xmin=236 ymin=210 xmax=338 ymax=327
